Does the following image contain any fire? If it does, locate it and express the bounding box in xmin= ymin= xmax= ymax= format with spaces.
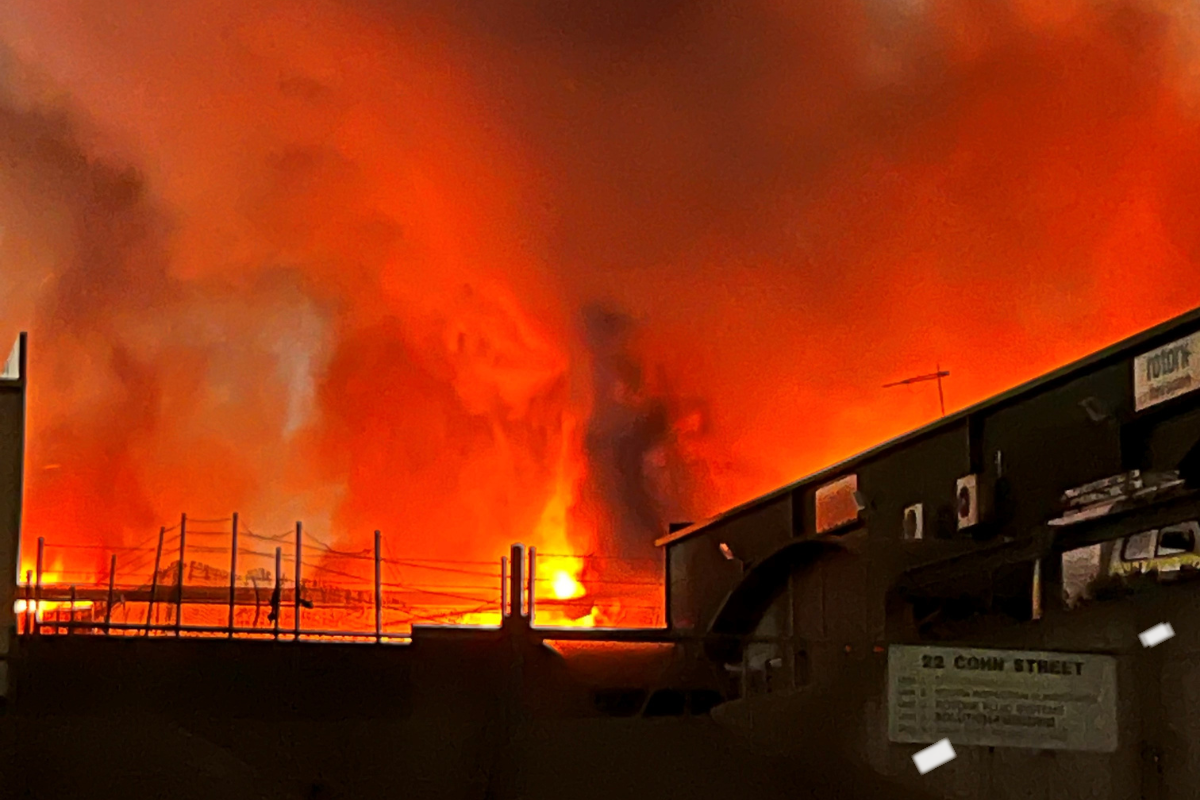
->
xmin=2 ymin=0 xmax=1199 ymax=639
xmin=14 ymin=599 xmax=94 ymax=621
xmin=552 ymin=571 xmax=582 ymax=600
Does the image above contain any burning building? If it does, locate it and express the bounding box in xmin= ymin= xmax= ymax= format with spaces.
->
xmin=4 ymin=1 xmax=1200 ymax=797
xmin=3 ymin=303 xmax=1200 ymax=799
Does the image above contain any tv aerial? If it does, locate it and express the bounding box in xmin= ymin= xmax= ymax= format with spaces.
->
xmin=884 ymin=363 xmax=951 ymax=417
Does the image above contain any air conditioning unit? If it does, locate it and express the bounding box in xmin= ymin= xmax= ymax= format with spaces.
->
xmin=903 ymin=503 xmax=925 ymax=540
xmin=956 ymin=474 xmax=985 ymax=530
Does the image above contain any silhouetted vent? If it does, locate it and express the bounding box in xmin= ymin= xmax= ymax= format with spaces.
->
xmin=687 ymin=690 xmax=723 ymax=716
xmin=593 ymin=688 xmax=646 ymax=718
xmin=644 ymin=689 xmax=686 ymax=717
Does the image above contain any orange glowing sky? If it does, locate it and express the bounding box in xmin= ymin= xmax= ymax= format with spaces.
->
xmin=1 ymin=0 xmax=1199 ymax=591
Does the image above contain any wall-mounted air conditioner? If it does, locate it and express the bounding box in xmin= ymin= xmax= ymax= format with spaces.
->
xmin=956 ymin=474 xmax=986 ymax=530
xmin=903 ymin=503 xmax=925 ymax=540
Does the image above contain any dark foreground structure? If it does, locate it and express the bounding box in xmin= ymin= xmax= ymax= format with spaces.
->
xmin=1 ymin=306 xmax=1199 ymax=799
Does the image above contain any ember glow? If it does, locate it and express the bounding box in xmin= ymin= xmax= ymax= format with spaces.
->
xmin=2 ymin=1 xmax=1200 ymax=631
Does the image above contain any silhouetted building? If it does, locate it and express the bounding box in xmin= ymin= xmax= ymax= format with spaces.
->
xmin=658 ymin=306 xmax=1200 ymax=798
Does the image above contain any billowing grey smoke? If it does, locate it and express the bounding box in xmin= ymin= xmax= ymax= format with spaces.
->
xmin=0 ymin=58 xmax=171 ymax=536
xmin=579 ymin=305 xmax=688 ymax=561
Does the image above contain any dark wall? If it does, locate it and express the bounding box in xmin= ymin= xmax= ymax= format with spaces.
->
xmin=667 ymin=495 xmax=791 ymax=632
xmin=1 ymin=634 xmax=941 ymax=800
xmin=980 ymin=363 xmax=1128 ymax=539
xmin=855 ymin=422 xmax=972 ymax=543
xmin=0 ymin=335 xmax=26 ymax=693
xmin=665 ymin=314 xmax=1200 ymax=637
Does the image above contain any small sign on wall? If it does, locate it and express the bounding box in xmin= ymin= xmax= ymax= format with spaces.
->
xmin=1134 ymin=331 xmax=1199 ymax=411
xmin=887 ymin=645 xmax=1118 ymax=752
xmin=815 ymin=474 xmax=860 ymax=534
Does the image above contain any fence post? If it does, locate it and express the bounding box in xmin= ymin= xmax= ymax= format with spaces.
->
xmin=273 ymin=547 xmax=282 ymax=641
xmin=175 ymin=514 xmax=187 ymax=636
xmin=374 ymin=530 xmax=382 ymax=643
xmin=34 ymin=537 xmax=44 ymax=636
xmin=67 ymin=585 xmax=76 ymax=635
xmin=23 ymin=571 xmax=31 ymax=636
xmin=527 ymin=546 xmax=536 ymax=624
xmin=294 ymin=521 xmax=302 ymax=641
xmin=500 ymin=556 xmax=508 ymax=620
xmin=105 ymin=554 xmax=116 ymax=635
xmin=228 ymin=513 xmax=239 ymax=638
xmin=507 ymin=544 xmax=524 ymax=625
xmin=146 ymin=526 xmax=165 ymax=635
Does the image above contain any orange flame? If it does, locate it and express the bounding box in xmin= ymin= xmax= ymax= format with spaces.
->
xmin=1 ymin=0 xmax=1198 ymax=636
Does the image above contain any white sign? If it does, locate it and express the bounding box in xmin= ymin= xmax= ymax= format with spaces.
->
xmin=888 ymin=645 xmax=1118 ymax=752
xmin=1134 ymin=332 xmax=1199 ymax=411
xmin=815 ymin=474 xmax=859 ymax=534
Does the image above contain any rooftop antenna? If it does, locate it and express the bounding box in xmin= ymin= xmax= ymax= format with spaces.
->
xmin=884 ymin=363 xmax=951 ymax=417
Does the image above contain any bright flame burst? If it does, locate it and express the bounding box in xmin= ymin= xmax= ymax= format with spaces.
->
xmin=552 ymin=570 xmax=582 ymax=600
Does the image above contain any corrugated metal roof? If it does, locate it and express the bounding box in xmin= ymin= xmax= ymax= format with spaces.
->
xmin=656 ymin=305 xmax=1200 ymax=548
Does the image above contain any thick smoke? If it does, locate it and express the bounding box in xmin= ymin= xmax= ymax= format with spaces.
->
xmin=579 ymin=307 xmax=679 ymax=561
xmin=0 ymin=58 xmax=338 ymax=577
xmin=2 ymin=0 xmax=1200 ymax=589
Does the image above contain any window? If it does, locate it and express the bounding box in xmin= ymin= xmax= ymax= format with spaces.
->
xmin=1123 ymin=531 xmax=1157 ymax=561
xmin=1157 ymin=523 xmax=1198 ymax=557
xmin=643 ymin=689 xmax=687 ymax=717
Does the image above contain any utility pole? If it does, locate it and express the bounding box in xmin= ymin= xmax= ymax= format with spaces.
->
xmin=884 ymin=364 xmax=951 ymax=417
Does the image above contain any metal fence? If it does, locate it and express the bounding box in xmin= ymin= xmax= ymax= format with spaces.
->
xmin=16 ymin=513 xmax=666 ymax=642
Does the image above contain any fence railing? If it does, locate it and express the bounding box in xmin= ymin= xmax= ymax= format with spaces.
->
xmin=16 ymin=513 xmax=666 ymax=642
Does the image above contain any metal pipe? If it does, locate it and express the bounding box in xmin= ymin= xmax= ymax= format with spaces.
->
xmin=374 ymin=530 xmax=382 ymax=643
xmin=294 ymin=521 xmax=302 ymax=640
xmin=175 ymin=514 xmax=187 ymax=636
xmin=146 ymin=526 xmax=165 ymax=635
xmin=228 ymin=513 xmax=238 ymax=637
xmin=105 ymin=554 xmax=116 ymax=635
xmin=34 ymin=537 xmax=44 ymax=636
xmin=273 ymin=547 xmax=282 ymax=640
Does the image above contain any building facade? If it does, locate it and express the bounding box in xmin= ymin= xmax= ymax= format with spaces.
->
xmin=658 ymin=307 xmax=1200 ymax=798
